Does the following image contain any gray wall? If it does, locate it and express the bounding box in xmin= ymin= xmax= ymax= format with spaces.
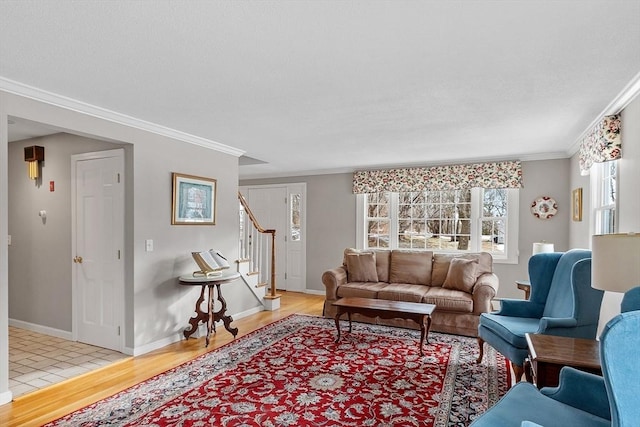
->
xmin=8 ymin=134 xmax=122 ymax=331
xmin=242 ymin=158 xmax=572 ymax=299
xmin=241 ymin=173 xmax=356 ymax=293
xmin=570 ymin=94 xmax=640 ymax=330
xmin=1 ymin=91 xmax=260 ymax=356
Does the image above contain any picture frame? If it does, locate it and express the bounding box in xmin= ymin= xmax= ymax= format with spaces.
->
xmin=572 ymin=187 xmax=582 ymax=222
xmin=171 ymin=173 xmax=217 ymax=225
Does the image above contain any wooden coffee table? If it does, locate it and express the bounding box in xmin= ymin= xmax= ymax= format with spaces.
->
xmin=332 ymin=297 xmax=436 ymax=356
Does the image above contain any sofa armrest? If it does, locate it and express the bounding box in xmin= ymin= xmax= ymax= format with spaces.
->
xmin=540 ymin=367 xmax=610 ymax=420
xmin=472 ymin=273 xmax=499 ymax=314
xmin=322 ymin=266 xmax=348 ymax=300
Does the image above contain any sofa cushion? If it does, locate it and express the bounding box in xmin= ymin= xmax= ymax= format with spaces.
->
xmin=422 ymin=287 xmax=474 ymax=313
xmin=443 ymin=257 xmax=479 ymax=293
xmin=345 ymin=252 xmax=378 ymax=282
xmin=389 ymin=250 xmax=433 ymax=285
xmin=343 ymin=248 xmax=391 ymax=283
xmin=336 ymin=282 xmax=389 ymax=299
xmin=374 ymin=250 xmax=391 ymax=283
xmin=432 ymin=252 xmax=493 ymax=286
xmin=377 ymin=284 xmax=431 ymax=303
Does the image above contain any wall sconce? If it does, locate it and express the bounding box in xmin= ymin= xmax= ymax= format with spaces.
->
xmin=24 ymin=146 xmax=44 ymax=180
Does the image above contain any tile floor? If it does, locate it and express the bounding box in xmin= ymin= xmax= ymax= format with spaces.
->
xmin=8 ymin=326 xmax=128 ymax=398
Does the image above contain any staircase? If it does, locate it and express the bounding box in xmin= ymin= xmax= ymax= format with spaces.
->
xmin=237 ymin=192 xmax=281 ymax=310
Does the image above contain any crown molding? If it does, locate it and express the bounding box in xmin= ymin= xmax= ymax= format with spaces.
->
xmin=239 ymin=151 xmax=570 ymax=180
xmin=0 ymin=76 xmax=245 ymax=157
xmin=567 ymin=71 xmax=640 ymax=157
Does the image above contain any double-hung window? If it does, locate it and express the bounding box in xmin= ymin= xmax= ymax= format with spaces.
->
xmin=357 ymin=188 xmax=519 ymax=263
xmin=591 ymin=160 xmax=617 ymax=235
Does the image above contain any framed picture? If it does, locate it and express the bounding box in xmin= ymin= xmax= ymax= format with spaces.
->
xmin=171 ymin=173 xmax=217 ymax=225
xmin=572 ymin=187 xmax=582 ymax=222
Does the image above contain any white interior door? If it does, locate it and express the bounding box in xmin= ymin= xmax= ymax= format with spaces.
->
xmin=241 ymin=184 xmax=306 ymax=292
xmin=72 ymin=149 xmax=124 ymax=351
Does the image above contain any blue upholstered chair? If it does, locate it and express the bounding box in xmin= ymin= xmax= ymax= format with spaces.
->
xmin=477 ymin=249 xmax=604 ymax=379
xmin=470 ymin=289 xmax=640 ymax=427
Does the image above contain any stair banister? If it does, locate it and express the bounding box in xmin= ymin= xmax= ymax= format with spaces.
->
xmin=238 ymin=192 xmax=279 ymax=301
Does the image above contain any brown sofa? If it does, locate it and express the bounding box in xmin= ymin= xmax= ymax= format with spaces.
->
xmin=322 ymin=249 xmax=499 ymax=337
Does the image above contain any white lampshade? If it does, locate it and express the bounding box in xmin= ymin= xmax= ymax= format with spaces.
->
xmin=532 ymin=242 xmax=554 ymax=255
xmin=592 ymin=233 xmax=640 ymax=292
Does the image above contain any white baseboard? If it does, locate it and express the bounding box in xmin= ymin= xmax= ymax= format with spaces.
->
xmin=0 ymin=390 xmax=13 ymax=405
xmin=304 ymin=289 xmax=325 ymax=296
xmin=8 ymin=318 xmax=73 ymax=341
xmin=131 ymin=306 xmax=264 ymax=357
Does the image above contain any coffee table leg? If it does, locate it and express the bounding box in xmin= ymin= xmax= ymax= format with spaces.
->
xmin=334 ymin=309 xmax=343 ymax=343
xmin=347 ymin=312 xmax=352 ymax=332
xmin=419 ymin=315 xmax=426 ymax=356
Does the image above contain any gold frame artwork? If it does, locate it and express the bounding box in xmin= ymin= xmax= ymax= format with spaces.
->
xmin=572 ymin=188 xmax=582 ymax=222
xmin=171 ymin=172 xmax=217 ymax=225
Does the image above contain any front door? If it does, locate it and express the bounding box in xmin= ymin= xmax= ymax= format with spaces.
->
xmin=241 ymin=184 xmax=307 ymax=292
xmin=72 ymin=149 xmax=124 ymax=351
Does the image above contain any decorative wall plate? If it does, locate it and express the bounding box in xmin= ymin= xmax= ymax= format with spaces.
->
xmin=531 ymin=196 xmax=558 ymax=219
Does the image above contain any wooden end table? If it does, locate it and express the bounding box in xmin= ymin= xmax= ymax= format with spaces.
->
xmin=332 ymin=297 xmax=436 ymax=356
xmin=179 ymin=271 xmax=241 ymax=347
xmin=525 ymin=333 xmax=601 ymax=389
xmin=515 ymin=279 xmax=531 ymax=299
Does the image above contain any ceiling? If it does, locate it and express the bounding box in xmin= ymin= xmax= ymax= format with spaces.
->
xmin=1 ymin=1 xmax=639 ymax=179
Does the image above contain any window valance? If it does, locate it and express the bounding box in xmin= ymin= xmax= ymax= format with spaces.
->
xmin=352 ymin=160 xmax=523 ymax=194
xmin=579 ymin=114 xmax=621 ymax=175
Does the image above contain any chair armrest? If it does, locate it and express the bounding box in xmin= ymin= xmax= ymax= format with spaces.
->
xmin=496 ymin=299 xmax=545 ymax=318
xmin=322 ymin=266 xmax=347 ymax=300
xmin=472 ymin=273 xmax=499 ymax=314
xmin=540 ymin=367 xmax=610 ymax=420
xmin=537 ymin=317 xmax=577 ymax=333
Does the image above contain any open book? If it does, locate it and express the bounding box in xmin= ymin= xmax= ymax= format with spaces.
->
xmin=191 ymin=249 xmax=230 ymax=276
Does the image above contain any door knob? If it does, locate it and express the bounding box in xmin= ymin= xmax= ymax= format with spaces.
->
xmin=73 ymin=256 xmax=83 ymax=264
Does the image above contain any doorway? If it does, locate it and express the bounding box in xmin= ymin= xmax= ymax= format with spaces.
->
xmin=239 ymin=183 xmax=307 ymax=292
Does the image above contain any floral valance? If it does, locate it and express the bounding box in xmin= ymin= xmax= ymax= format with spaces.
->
xmin=352 ymin=160 xmax=523 ymax=194
xmin=579 ymin=114 xmax=622 ymax=175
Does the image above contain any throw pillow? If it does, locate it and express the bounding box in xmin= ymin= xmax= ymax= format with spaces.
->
xmin=346 ymin=252 xmax=379 ymax=282
xmin=443 ymin=258 xmax=479 ymax=293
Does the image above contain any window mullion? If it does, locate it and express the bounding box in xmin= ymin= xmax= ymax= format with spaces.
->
xmin=470 ymin=188 xmax=481 ymax=252
xmin=389 ymin=192 xmax=399 ymax=249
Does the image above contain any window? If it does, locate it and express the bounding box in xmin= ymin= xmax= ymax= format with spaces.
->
xmin=290 ymin=193 xmax=302 ymax=241
xmin=358 ymin=188 xmax=519 ymax=263
xmin=591 ymin=160 xmax=617 ymax=235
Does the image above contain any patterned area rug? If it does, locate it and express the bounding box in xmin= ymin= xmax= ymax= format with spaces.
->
xmin=47 ymin=314 xmax=510 ymax=426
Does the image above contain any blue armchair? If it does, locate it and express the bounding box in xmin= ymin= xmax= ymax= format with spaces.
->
xmin=470 ymin=306 xmax=640 ymax=426
xmin=477 ymin=249 xmax=604 ymax=379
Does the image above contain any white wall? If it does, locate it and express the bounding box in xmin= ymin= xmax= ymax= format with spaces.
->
xmin=0 ymin=90 xmax=256 ymax=404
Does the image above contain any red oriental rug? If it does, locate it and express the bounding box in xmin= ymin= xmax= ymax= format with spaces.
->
xmin=46 ymin=314 xmax=510 ymax=426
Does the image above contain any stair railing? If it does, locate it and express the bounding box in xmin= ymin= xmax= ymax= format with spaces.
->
xmin=238 ymin=192 xmax=279 ymax=300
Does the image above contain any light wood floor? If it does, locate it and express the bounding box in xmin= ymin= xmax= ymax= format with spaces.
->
xmin=0 ymin=291 xmax=326 ymax=427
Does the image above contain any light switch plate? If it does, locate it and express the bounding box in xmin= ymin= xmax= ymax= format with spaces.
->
xmin=145 ymin=239 xmax=154 ymax=252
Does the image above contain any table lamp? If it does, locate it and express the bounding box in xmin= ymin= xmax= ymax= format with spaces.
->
xmin=532 ymin=242 xmax=554 ymax=255
xmin=592 ymin=233 xmax=640 ymax=293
